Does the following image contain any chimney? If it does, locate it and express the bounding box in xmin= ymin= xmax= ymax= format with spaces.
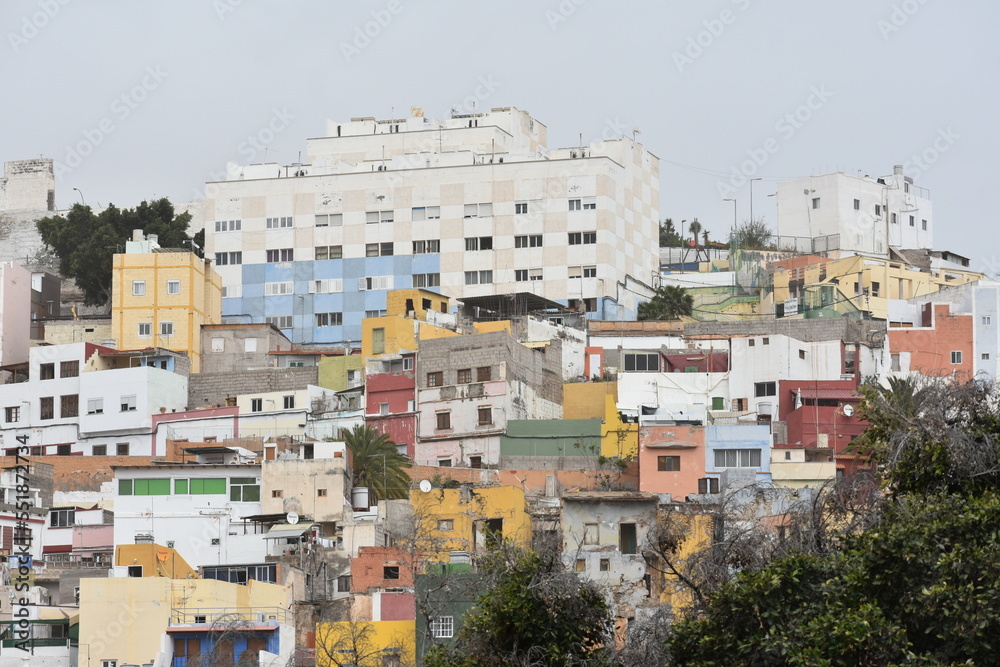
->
xmin=893 ymin=164 xmax=903 ymax=176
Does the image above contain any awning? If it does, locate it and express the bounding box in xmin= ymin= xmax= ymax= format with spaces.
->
xmin=798 ymin=388 xmax=860 ymax=400
xmin=264 ymin=524 xmax=311 ymax=539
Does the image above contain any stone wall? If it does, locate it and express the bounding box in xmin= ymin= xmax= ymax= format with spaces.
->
xmin=188 ymin=366 xmax=318 ymax=407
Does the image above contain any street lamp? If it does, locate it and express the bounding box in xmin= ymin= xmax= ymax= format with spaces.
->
xmin=749 ymin=177 xmax=762 ymax=225
xmin=72 ymin=188 xmax=85 ymax=206
xmin=723 ymin=199 xmax=737 ymax=244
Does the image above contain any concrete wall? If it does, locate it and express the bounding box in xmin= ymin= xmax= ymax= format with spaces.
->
xmin=188 ymin=366 xmax=318 ymax=407
xmin=261 ymin=456 xmax=350 ymax=522
xmin=200 ymin=323 xmax=292 ymax=374
xmin=0 ymin=262 xmax=32 ymax=366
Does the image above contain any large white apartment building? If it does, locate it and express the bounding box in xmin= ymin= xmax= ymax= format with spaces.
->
xmin=204 ymin=107 xmax=660 ymax=346
xmin=776 ymin=165 xmax=933 ymax=257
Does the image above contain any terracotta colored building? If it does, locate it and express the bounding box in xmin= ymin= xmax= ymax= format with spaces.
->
xmin=775 ymin=379 xmax=867 ymax=475
xmin=365 ymin=354 xmax=417 ymax=458
xmin=350 ymin=546 xmax=415 ymax=592
xmin=637 ymin=424 xmax=706 ymax=500
xmin=888 ymin=303 xmax=974 ymax=381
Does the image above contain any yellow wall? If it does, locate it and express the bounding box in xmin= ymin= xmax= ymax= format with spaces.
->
xmin=409 ymin=485 xmax=531 ymax=562
xmin=316 ymin=620 xmax=415 ymax=667
xmin=386 ymin=288 xmax=451 ymax=319
xmin=562 ymin=383 xmax=636 ymax=458
xmin=318 ymin=354 xmax=364 ymax=391
xmin=653 ymin=511 xmax=713 ymax=612
xmin=78 ymin=575 xmax=289 ymax=667
xmin=361 ymin=316 xmax=458 ymax=360
xmin=473 ymin=320 xmax=512 ymax=334
xmin=111 ymin=251 xmax=222 ymax=372
xmin=115 ymin=543 xmax=198 ymax=579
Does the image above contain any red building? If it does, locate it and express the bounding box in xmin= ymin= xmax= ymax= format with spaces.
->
xmin=888 ymin=303 xmax=974 ymax=381
xmin=776 ymin=379 xmax=868 ymax=476
xmin=350 ymin=546 xmax=415 ymax=592
xmin=365 ymin=354 xmax=417 ymax=458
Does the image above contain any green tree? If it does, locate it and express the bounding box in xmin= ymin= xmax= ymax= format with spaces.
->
xmin=426 ymin=543 xmax=612 ymax=667
xmin=729 ymin=217 xmax=775 ymax=250
xmin=36 ymin=199 xmax=196 ymax=307
xmin=659 ymin=218 xmax=683 ymax=247
xmin=638 ymin=285 xmax=694 ymax=321
xmin=343 ymin=424 xmax=412 ymax=500
xmin=688 ymin=220 xmax=702 ymax=246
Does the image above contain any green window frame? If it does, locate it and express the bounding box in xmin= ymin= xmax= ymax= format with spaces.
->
xmin=230 ymin=477 xmax=260 ymax=502
xmin=190 ymin=478 xmax=227 ymax=495
xmin=119 ymin=479 xmax=133 ymax=495
xmin=174 ymin=479 xmax=189 ymax=495
xmin=122 ymin=478 xmax=170 ymax=495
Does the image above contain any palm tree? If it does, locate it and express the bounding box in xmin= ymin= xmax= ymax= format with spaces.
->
xmin=343 ymin=425 xmax=412 ymax=500
xmin=688 ymin=220 xmax=703 ymax=247
xmin=638 ymin=285 xmax=694 ymax=321
xmin=702 ymin=230 xmax=710 ymax=247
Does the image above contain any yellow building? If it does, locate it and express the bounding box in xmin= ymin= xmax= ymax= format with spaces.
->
xmin=111 ymin=234 xmax=222 ymax=372
xmin=409 ymin=485 xmax=531 ymax=562
xmin=318 ymin=354 xmax=365 ymax=391
xmin=563 ymin=381 xmax=638 ymax=459
xmin=315 ymin=619 xmax=416 ymax=667
xmin=115 ymin=543 xmax=198 ymax=579
xmin=766 ymin=254 xmax=982 ymax=321
xmin=650 ymin=508 xmax=714 ymax=613
xmin=362 ymin=288 xmax=460 ymax=360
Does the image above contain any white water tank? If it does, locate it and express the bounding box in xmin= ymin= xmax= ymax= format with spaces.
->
xmin=352 ymin=486 xmax=370 ymax=510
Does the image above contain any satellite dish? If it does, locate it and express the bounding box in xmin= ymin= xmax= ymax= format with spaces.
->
xmin=286 ymin=512 xmax=299 ymax=525
xmin=156 ymin=547 xmax=171 ymax=562
xmin=843 ymin=405 xmax=854 ymax=417
xmin=410 ymin=105 xmax=424 ymax=117
xmin=419 ymin=480 xmax=432 ymax=493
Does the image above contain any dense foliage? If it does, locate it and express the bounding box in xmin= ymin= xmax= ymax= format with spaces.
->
xmin=343 ymin=425 xmax=412 ymax=500
xmin=638 ymin=285 xmax=694 ymax=321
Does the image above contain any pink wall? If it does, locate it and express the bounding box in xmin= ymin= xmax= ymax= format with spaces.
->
xmin=638 ymin=425 xmax=705 ymax=499
xmin=73 ymin=524 xmax=114 ymax=549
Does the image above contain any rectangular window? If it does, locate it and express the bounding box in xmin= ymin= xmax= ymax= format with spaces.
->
xmin=315 ymin=312 xmax=343 ymax=327
xmin=39 ymin=363 xmax=55 ymax=380
xmin=870 ymin=282 xmax=880 ymax=298
xmin=464 ymin=270 xmax=493 ymax=285
xmin=383 ymin=566 xmax=400 ymax=580
xmin=431 ymin=616 xmax=454 ymax=639
xmin=123 ymin=478 xmax=171 ymax=495
xmin=4 ymin=406 xmax=20 ymax=423
xmin=514 ymin=234 xmax=542 ymax=248
xmin=121 ymin=395 xmax=136 ymax=412
xmin=529 ymin=268 xmax=543 ymax=281
xmin=40 ymin=396 xmax=53 ymax=420
xmin=189 ymin=478 xmax=226 ymax=495
xmin=412 ymin=273 xmax=440 ymax=288
xmin=266 ymin=216 xmax=294 ymax=229
xmin=891 ymin=213 xmax=898 ymax=224
xmin=951 ymin=350 xmax=963 ymax=364
xmin=50 ymin=508 xmax=75 ymax=527
xmin=137 ymin=322 xmax=151 ymax=338
xmin=568 ymin=199 xmax=581 ymax=211
xmin=922 ymin=219 xmax=928 ymax=231
xmin=214 ymin=219 xmax=241 ymax=232
xmin=583 ymin=522 xmax=599 ymax=545
xmin=372 ymin=327 xmax=385 ymax=355
xmin=714 ymin=449 xmax=762 ymax=468
xmin=60 ymin=360 xmax=79 ymax=378
xmin=657 ymin=456 xmax=680 ymax=472
xmin=620 ymin=523 xmax=637 ymax=555
xmin=283 ymin=395 xmax=295 ymax=410
xmin=411 ymin=206 xmax=440 ymax=221
xmin=465 ymin=236 xmax=493 ymax=251
xmin=983 ymin=353 xmax=991 ymax=360
xmin=309 ymin=278 xmax=343 ymax=294
xmin=427 ymin=371 xmax=443 ymax=387
xmin=132 ymin=281 xmax=145 ymax=296
xmin=160 ymin=322 xmax=174 ymax=337
xmin=983 ymin=316 xmax=992 ymax=326
xmin=853 ymin=199 xmax=861 ymax=211
xmin=60 ymin=394 xmax=79 ymax=418
xmin=515 ymin=202 xmax=528 ymax=215
xmin=875 ymin=204 xmax=882 ymax=217
xmin=174 ymin=478 xmax=189 ymax=494
xmin=600 ymin=558 xmax=610 ymax=571
xmin=436 ymin=411 xmax=451 ymax=430
xmin=116 ymin=442 xmax=130 ymax=456
xmin=265 ymin=315 xmax=293 ymax=329
xmin=583 ymin=265 xmax=597 ymax=278
xmin=623 ymin=353 xmax=659 ymax=372
xmin=92 ymin=444 xmax=106 ymax=456
xmin=315 ymin=213 xmax=342 ymax=227
xmin=457 ymin=368 xmax=472 ymax=384
xmin=478 ymin=406 xmax=492 ymax=425
xmin=582 ymin=197 xmax=596 ymax=210
xmin=230 ymin=477 xmax=260 ymax=502
xmin=754 ymin=382 xmax=776 ymax=397
xmin=515 ymin=269 xmax=528 ymax=282
xmin=264 ymin=281 xmax=294 ymax=296
xmin=365 ymin=309 xmax=387 ymax=318
xmin=812 ymin=197 xmax=821 ymax=209
xmin=464 ymin=203 xmax=493 ymax=218
xmin=437 ymin=519 xmax=453 ymax=531
xmin=166 ymin=280 xmax=181 ymax=295
xmin=477 ymin=366 xmax=491 ymax=382
xmin=909 ymin=215 xmax=915 ymax=227
xmin=412 ymin=239 xmax=441 ymax=254
xmin=266 ymin=248 xmax=294 ymax=262
xmin=359 ymin=275 xmax=393 ymax=291
xmin=251 ymin=398 xmax=262 ymax=412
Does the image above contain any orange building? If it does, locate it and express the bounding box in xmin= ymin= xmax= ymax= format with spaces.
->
xmin=637 ymin=425 xmax=706 ymax=500
xmin=888 ymin=303 xmax=973 ymax=381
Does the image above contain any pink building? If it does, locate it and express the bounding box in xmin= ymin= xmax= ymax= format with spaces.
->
xmin=365 ymin=355 xmax=417 ymax=458
xmin=637 ymin=424 xmax=706 ymax=500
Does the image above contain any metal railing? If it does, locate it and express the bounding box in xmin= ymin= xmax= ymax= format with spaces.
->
xmin=169 ymin=606 xmax=292 ymax=627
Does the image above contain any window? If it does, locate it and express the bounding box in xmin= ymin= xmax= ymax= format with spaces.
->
xmin=251 ymin=398 xmax=263 ymax=412
xmin=568 ymin=199 xmax=582 ymax=211
xmin=315 ymin=213 xmax=342 ymax=227
xmin=166 ymin=280 xmax=181 ymax=295
xmin=582 ymin=197 xmax=597 ymax=210
xmin=272 ymin=490 xmax=283 ymax=498
xmin=310 ymin=278 xmax=343 ymax=294
xmin=427 ymin=371 xmax=443 ymax=387
xmin=265 ymin=315 xmax=293 ymax=329
xmin=576 ymin=559 xmax=586 ymax=572
xmin=214 ymin=219 xmax=241 ymax=232
xmin=4 ymin=406 xmax=19 ymax=423
xmin=266 ymin=216 xmax=293 ymax=228
xmin=134 ymin=321 xmax=151 ymax=338
xmin=437 ymin=519 xmax=453 ymax=531
xmin=315 ymin=312 xmax=343 ymax=327
xmin=383 ymin=566 xmax=400 ymax=580
xmin=620 ymin=523 xmax=637 ymax=554
xmin=264 ymin=281 xmax=294 ymax=296
xmin=469 ymin=455 xmax=482 ymax=469
xmin=515 ymin=269 xmax=528 ymax=282
xmin=798 ymin=349 xmax=806 ymax=360
xmin=60 ymin=360 xmax=79 ymax=378
xmin=762 ymin=337 xmax=769 ymax=345
xmin=60 ymin=394 xmax=79 ymax=418
xmin=951 ymin=351 xmax=963 ymax=364
xmin=366 ymin=210 xmax=394 ymax=224
xmin=431 ymin=616 xmax=454 ymax=639
xmin=436 ymin=412 xmax=451 ymax=430
xmin=623 ymin=353 xmax=658 ymax=372
xmin=40 ymin=396 xmax=54 ymax=420
xmin=92 ymin=445 xmax=106 ymax=456
xmin=412 ymin=239 xmax=441 ymax=254
xmin=870 ymin=282 xmax=880 ymax=298
xmin=132 ymin=280 xmax=146 ymax=296
xmin=266 ymin=248 xmax=294 ymax=262
xmin=754 ymin=382 xmax=776 ymax=397
xmin=812 ymin=197 xmax=821 ymax=209
xmin=891 ymin=213 xmax=897 ymax=224
xmin=600 ymin=558 xmax=610 ymax=571
xmin=411 ymin=206 xmax=440 ymax=221
xmin=40 ymin=363 xmax=55 ymax=380
xmin=583 ymin=265 xmax=597 ymax=278
xmin=50 ymin=508 xmax=75 ymax=527
xmin=464 ymin=203 xmax=492 ymax=218
xmin=457 ymin=368 xmax=472 ymax=384
xmin=314 ymin=245 xmax=343 ymax=261
xmin=983 ymin=316 xmax=992 ymax=326
xmin=909 ymin=215 xmax=915 ymax=227
xmin=983 ymin=353 xmax=991 ymax=361
xmin=515 ymin=201 xmax=529 ymax=215
xmin=853 ymin=198 xmax=860 ymax=211
xmin=102 ymin=660 xmax=118 ymax=667
xmin=365 ymin=309 xmax=387 ymax=318
xmin=922 ymin=219 xmax=928 ymax=231
xmin=215 ymin=251 xmax=242 ymax=265
xmin=464 ymin=270 xmax=492 ymax=285
xmin=359 ymin=275 xmax=393 ymax=291
xmin=121 ymin=395 xmax=136 ymax=412
xmin=438 ymin=458 xmax=452 ymax=468
xmin=283 ymin=395 xmax=295 ymax=409
xmin=477 ymin=366 xmax=491 ymax=382
xmin=160 ymin=322 xmax=174 ymax=337
xmin=748 ymin=339 xmax=755 ymax=347
xmin=568 ymin=231 xmax=597 ymax=245
xmin=465 ymin=236 xmax=493 ymax=251
xmin=412 ymin=273 xmax=440 ymax=288
xmin=657 ymin=456 xmax=680 ymax=471
xmin=478 ymin=406 xmax=492 ymax=425
xmin=116 ymin=442 xmax=130 ymax=456
xmin=874 ymin=204 xmax=882 ymax=217
xmin=583 ymin=522 xmax=599 ymax=545
xmin=515 ymin=234 xmax=543 ymax=248
xmin=714 ymin=449 xmax=762 ymax=468
xmin=317 ymin=488 xmax=328 ymax=497
xmin=230 ymin=477 xmax=260 ymax=502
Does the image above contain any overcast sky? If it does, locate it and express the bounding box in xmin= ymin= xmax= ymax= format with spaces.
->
xmin=4 ymin=0 xmax=997 ymax=273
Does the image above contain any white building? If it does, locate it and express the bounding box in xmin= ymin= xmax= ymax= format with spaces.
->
xmin=0 ymin=343 xmax=189 ymax=457
xmin=776 ymin=165 xmax=933 ymax=257
xmin=204 ymin=107 xmax=660 ymax=346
